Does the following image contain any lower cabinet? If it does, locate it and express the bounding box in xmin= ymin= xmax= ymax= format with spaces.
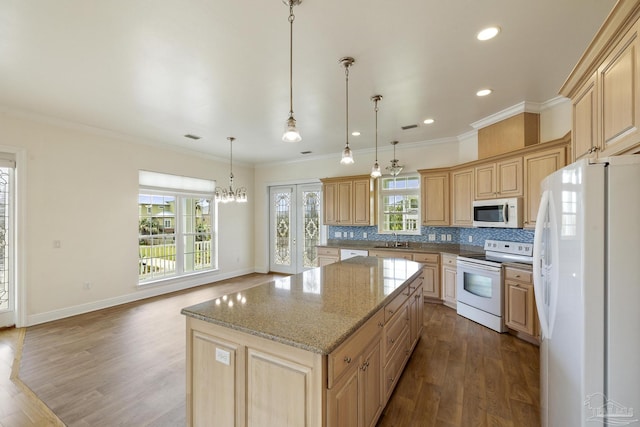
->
xmin=441 ymin=253 xmax=457 ymax=309
xmin=413 ymin=253 xmax=440 ymax=300
xmin=504 ymin=266 xmax=539 ymax=344
xmin=318 ymin=247 xmax=340 ymax=266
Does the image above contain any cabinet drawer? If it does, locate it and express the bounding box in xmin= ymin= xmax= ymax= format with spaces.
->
xmin=384 ymin=290 xmax=409 ymax=323
xmin=317 ymin=247 xmax=340 ymax=257
xmin=384 ymin=305 xmax=409 ymax=362
xmin=442 ymin=253 xmax=457 ymax=266
xmin=412 ymin=253 xmax=439 ymax=264
xmin=328 ymin=309 xmax=384 ymax=389
xmin=384 ymin=328 xmax=410 ymax=400
xmin=505 ymin=268 xmax=532 ymax=283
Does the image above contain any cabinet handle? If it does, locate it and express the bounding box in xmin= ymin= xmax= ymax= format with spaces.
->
xmin=388 ymin=377 xmax=394 ymax=384
xmin=344 ymin=356 xmax=352 ymax=364
xmin=378 ymin=321 xmax=384 ymax=328
xmin=388 ymin=309 xmax=394 ymax=315
xmin=390 ymin=338 xmax=395 ymax=344
xmin=515 ymin=274 xmax=521 ymax=278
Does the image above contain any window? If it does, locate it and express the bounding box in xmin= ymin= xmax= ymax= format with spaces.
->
xmin=138 ymin=171 xmax=216 ymax=284
xmin=378 ymin=175 xmax=420 ymax=235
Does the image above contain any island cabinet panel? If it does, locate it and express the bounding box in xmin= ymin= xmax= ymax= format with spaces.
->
xmin=190 ymin=331 xmax=242 ymax=427
xmin=383 ymin=329 xmax=410 ymax=401
xmin=408 ymin=285 xmax=424 ymax=349
xmin=246 ymin=349 xmax=311 ymax=426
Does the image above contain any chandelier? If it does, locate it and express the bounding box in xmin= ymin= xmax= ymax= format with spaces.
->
xmin=339 ymin=56 xmax=355 ymax=164
xmin=370 ymin=95 xmax=382 ymax=178
xmin=215 ymin=137 xmax=247 ymax=203
xmin=282 ymin=0 xmax=303 ymax=143
xmin=386 ymin=140 xmax=404 ymax=176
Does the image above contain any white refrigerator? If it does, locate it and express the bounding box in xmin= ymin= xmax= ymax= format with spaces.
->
xmin=533 ymin=156 xmax=640 ymax=426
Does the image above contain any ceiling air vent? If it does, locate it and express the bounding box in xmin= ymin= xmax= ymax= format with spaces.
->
xmin=401 ymin=124 xmax=418 ymax=130
xmin=300 ymin=151 xmax=312 ymax=155
xmin=184 ymin=134 xmax=202 ymax=140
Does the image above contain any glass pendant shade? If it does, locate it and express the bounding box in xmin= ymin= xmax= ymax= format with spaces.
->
xmin=214 ymin=137 xmax=247 ymax=203
xmin=371 ymin=162 xmax=381 ymax=178
xmin=386 ymin=160 xmax=404 ymax=177
xmin=341 ymin=144 xmax=354 ymax=164
xmin=282 ymin=115 xmax=302 ymax=143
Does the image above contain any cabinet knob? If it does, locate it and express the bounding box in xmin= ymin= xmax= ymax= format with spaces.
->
xmin=388 ymin=309 xmax=394 ymax=315
xmin=344 ymin=356 xmax=351 ymax=364
xmin=390 ymin=338 xmax=395 ymax=344
xmin=378 ymin=321 xmax=384 ymax=328
xmin=515 ymin=274 xmax=521 ymax=278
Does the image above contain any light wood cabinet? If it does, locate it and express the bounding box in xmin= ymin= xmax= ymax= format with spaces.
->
xmin=441 ymin=253 xmax=457 ymax=309
xmin=504 ymin=266 xmax=539 ymax=345
xmin=561 ymin=3 xmax=640 ymax=161
xmin=408 ymin=284 xmax=424 ymax=351
xmin=321 ymin=175 xmax=376 ymax=226
xmin=474 ymin=157 xmax=523 ymax=200
xmin=318 ymin=247 xmax=340 ymax=266
xmin=418 ymin=169 xmax=450 ymax=226
xmin=451 ymin=167 xmax=474 ymax=226
xmin=413 ymin=252 xmax=440 ymax=300
xmin=523 ymin=145 xmax=567 ymax=228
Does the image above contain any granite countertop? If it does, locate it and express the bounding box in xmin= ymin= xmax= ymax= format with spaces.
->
xmin=181 ymin=257 xmax=423 ymax=355
xmin=318 ymin=240 xmax=485 ymax=256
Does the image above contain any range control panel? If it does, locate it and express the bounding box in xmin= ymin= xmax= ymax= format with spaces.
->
xmin=483 ymin=239 xmax=533 ymax=257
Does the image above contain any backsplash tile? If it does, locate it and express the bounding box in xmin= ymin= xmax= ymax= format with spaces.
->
xmin=328 ymin=225 xmax=534 ymax=247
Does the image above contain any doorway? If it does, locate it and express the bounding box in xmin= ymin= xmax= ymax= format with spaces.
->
xmin=269 ymin=184 xmax=323 ymax=274
xmin=0 ymin=155 xmax=15 ymax=327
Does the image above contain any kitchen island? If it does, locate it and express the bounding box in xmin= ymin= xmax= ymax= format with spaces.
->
xmin=181 ymin=256 xmax=424 ymax=427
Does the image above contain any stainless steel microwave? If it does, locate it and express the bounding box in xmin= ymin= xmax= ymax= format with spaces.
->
xmin=472 ymin=197 xmax=523 ymax=228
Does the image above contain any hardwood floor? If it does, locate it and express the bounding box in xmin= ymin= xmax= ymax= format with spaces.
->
xmin=2 ymin=273 xmax=540 ymax=426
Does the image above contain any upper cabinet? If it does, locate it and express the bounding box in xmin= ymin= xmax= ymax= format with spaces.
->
xmin=450 ymin=167 xmax=474 ymax=227
xmin=523 ymin=144 xmax=567 ymax=228
xmin=418 ymin=169 xmax=450 ymax=226
xmin=321 ymin=175 xmax=376 ymax=226
xmin=561 ymin=2 xmax=640 ymax=161
xmin=474 ymin=157 xmax=523 ymax=200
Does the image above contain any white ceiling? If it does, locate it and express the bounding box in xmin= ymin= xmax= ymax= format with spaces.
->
xmin=0 ymin=0 xmax=616 ymax=165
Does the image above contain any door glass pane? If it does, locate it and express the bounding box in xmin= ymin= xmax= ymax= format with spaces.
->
xmin=274 ymin=191 xmax=291 ymax=266
xmin=0 ymin=168 xmax=9 ymax=311
xmin=463 ymin=272 xmax=492 ymax=298
xmin=302 ymin=190 xmax=320 ymax=268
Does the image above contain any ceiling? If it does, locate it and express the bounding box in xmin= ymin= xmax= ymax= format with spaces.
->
xmin=0 ymin=0 xmax=616 ymax=165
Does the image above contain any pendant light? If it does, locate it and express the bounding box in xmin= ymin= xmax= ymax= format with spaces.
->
xmin=339 ymin=57 xmax=355 ymax=164
xmin=386 ymin=140 xmax=404 ymax=176
xmin=370 ymin=95 xmax=383 ymax=178
xmin=282 ymin=0 xmax=303 ymax=143
xmin=215 ymin=137 xmax=247 ymax=203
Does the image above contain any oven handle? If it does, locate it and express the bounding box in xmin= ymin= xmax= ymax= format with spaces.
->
xmin=503 ymin=202 xmax=508 ymax=223
xmin=457 ymin=259 xmax=500 ymax=272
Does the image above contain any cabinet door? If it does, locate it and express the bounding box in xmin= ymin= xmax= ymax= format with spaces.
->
xmin=421 ymin=265 xmax=439 ymax=299
xmin=337 ymin=181 xmax=353 ymax=224
xmin=497 ymin=157 xmax=523 ymax=197
xmin=323 ymin=182 xmax=338 ymax=225
xmin=409 ymin=286 xmax=424 ymax=348
xmin=451 ymin=168 xmax=474 ymax=226
xmin=523 ymin=147 xmax=566 ymax=228
xmin=599 ymin=23 xmax=640 ymax=156
xmin=442 ymin=265 xmax=457 ymax=308
xmin=421 ymin=172 xmax=450 ymax=225
xmin=573 ymin=72 xmax=599 ymax=161
xmin=474 ymin=163 xmax=497 ymax=199
xmin=328 ymin=365 xmax=359 ymax=427
xmin=353 ymin=178 xmax=372 ymax=225
xmin=360 ymin=339 xmax=383 ymax=427
xmin=505 ymin=280 xmax=535 ymax=336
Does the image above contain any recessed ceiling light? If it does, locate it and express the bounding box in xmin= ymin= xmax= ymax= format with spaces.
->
xmin=423 ymin=118 xmax=435 ymax=125
xmin=476 ymin=89 xmax=493 ymax=97
xmin=477 ymin=26 xmax=500 ymax=41
xmin=352 ymin=131 xmax=361 ymax=136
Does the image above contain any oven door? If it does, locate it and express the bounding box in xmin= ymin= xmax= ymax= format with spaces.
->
xmin=456 ymin=259 xmax=502 ymax=316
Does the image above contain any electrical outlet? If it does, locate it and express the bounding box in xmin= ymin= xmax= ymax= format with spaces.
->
xmin=350 ymin=232 xmax=354 ymax=238
xmin=428 ymin=234 xmax=435 ymax=241
xmin=363 ymin=232 xmax=368 ymax=239
xmin=335 ymin=231 xmax=342 ymax=238
xmin=468 ymin=235 xmax=473 ymax=243
xmin=446 ymin=234 xmax=452 ymax=241
xmin=441 ymin=234 xmax=446 ymax=241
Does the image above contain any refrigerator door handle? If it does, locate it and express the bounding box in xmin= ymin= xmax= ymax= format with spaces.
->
xmin=534 ymin=190 xmax=551 ymax=339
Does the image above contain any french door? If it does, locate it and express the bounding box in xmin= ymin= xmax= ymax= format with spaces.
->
xmin=0 ymin=157 xmax=15 ymax=327
xmin=269 ymin=184 xmax=323 ymax=274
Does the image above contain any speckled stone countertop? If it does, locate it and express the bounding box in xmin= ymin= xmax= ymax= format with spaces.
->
xmin=319 ymin=240 xmax=485 ymax=256
xmin=181 ymin=257 xmax=422 ymax=355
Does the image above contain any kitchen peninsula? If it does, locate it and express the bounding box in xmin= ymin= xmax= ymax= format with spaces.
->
xmin=181 ymin=256 xmax=424 ymax=427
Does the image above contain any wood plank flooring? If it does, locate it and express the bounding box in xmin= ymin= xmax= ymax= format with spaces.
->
xmin=3 ymin=273 xmax=540 ymax=426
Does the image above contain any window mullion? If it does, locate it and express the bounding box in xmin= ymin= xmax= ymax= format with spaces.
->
xmin=175 ymin=196 xmax=185 ymax=274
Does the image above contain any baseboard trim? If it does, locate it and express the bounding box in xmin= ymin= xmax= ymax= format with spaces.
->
xmin=26 ymin=268 xmax=255 ymax=326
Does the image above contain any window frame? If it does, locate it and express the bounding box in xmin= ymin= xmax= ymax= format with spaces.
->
xmin=138 ymin=186 xmax=217 ymax=285
xmin=377 ymin=174 xmax=421 ymax=236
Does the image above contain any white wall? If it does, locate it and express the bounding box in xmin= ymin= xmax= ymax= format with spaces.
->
xmin=540 ymin=98 xmax=572 ymax=142
xmin=0 ymin=112 xmax=254 ymax=326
